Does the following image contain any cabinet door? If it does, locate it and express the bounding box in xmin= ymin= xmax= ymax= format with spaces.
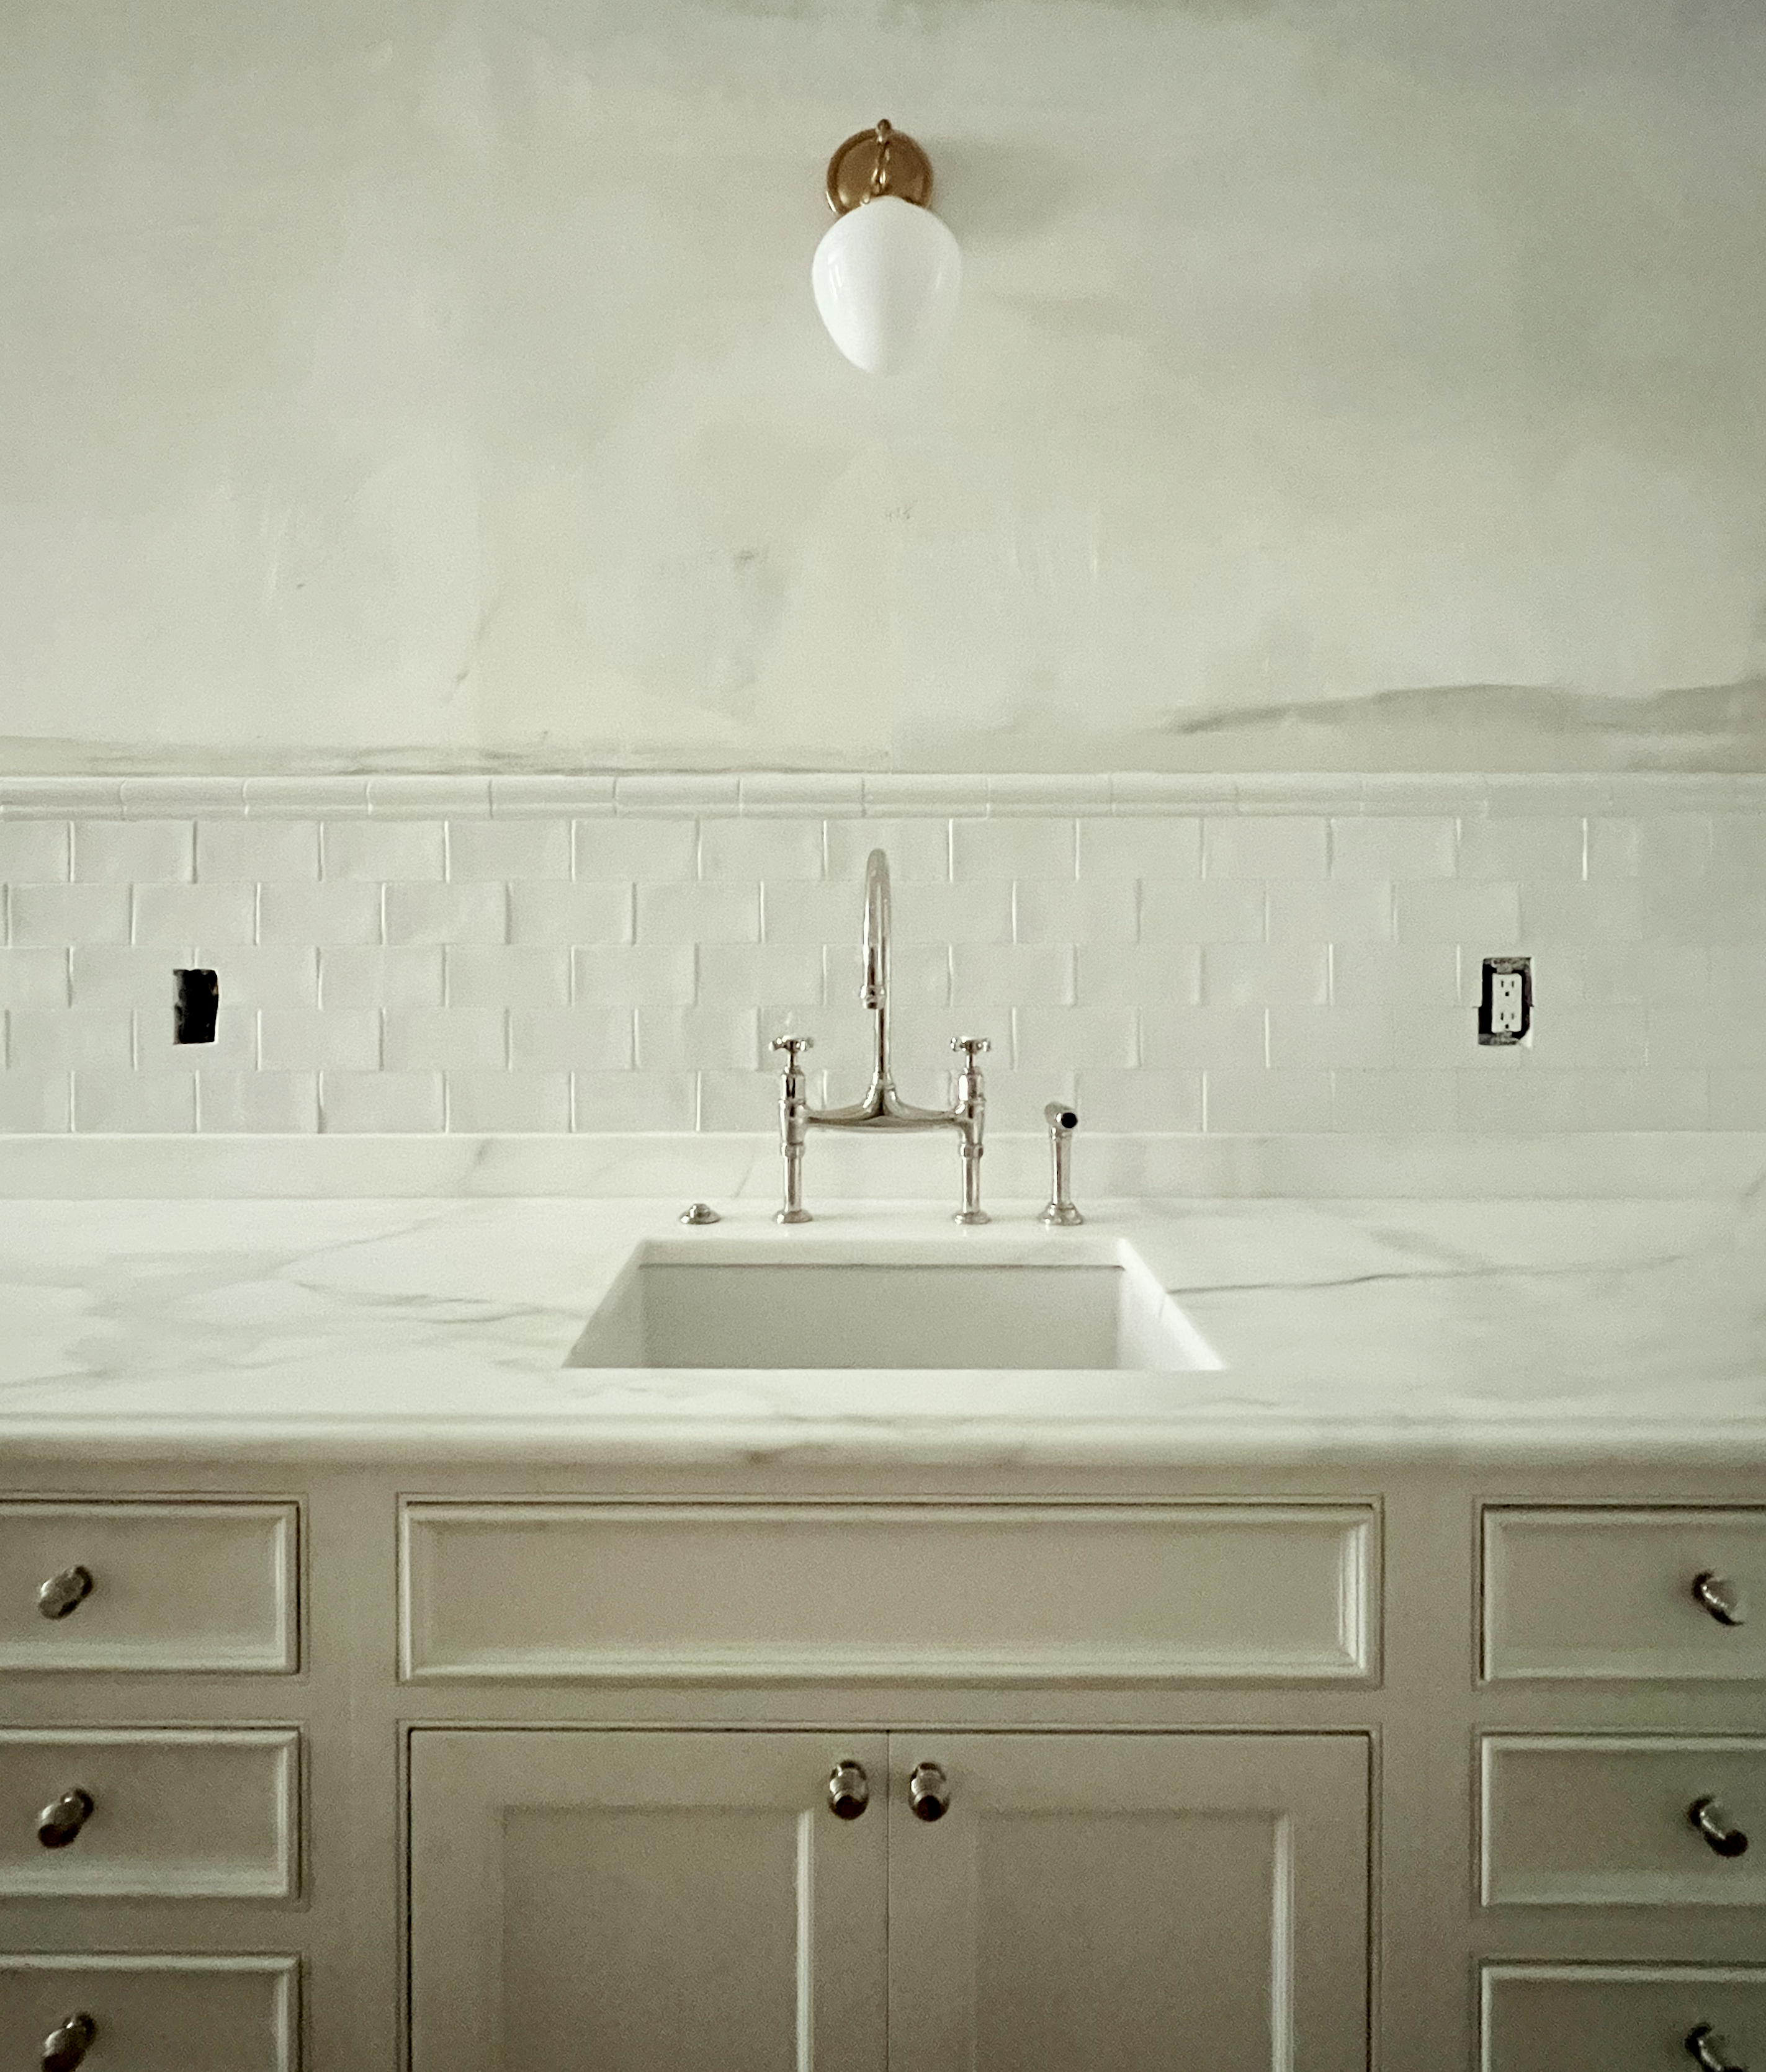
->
xmin=887 ymin=1733 xmax=1369 ymax=2072
xmin=408 ymin=1729 xmax=886 ymax=2072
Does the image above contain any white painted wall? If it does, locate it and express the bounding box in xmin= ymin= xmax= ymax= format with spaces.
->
xmin=2 ymin=0 xmax=1764 ymax=772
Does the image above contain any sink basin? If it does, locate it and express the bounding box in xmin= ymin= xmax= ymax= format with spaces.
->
xmin=567 ymin=1240 xmax=1221 ymax=1372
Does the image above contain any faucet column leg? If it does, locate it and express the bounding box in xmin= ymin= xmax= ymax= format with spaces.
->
xmin=951 ymin=1036 xmax=992 ymax=1226
xmin=770 ymin=1035 xmax=814 ymax=1225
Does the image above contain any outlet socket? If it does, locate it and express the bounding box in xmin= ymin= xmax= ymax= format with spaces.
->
xmin=1477 ymin=955 xmax=1531 ymax=1046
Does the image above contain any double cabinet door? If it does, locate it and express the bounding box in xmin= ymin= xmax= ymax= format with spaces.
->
xmin=408 ymin=1728 xmax=1368 ymax=2072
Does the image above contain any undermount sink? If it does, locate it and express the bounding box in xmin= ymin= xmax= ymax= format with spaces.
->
xmin=566 ymin=1240 xmax=1222 ymax=1372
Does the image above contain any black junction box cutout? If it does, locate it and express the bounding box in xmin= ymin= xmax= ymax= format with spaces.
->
xmin=173 ymin=968 xmax=219 ymax=1045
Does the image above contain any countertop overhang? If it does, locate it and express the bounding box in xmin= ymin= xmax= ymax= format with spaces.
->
xmin=1 ymin=1193 xmax=1762 ymax=1466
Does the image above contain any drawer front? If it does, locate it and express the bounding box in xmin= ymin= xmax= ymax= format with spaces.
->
xmin=1484 ymin=1507 xmax=1766 ymax=1683
xmin=401 ymin=1501 xmax=1378 ymax=1684
xmin=1482 ymin=1964 xmax=1766 ymax=2072
xmin=0 ymin=1954 xmax=297 ymax=2072
xmin=0 ymin=1729 xmax=300 ymax=1900
xmin=1481 ymin=1736 xmax=1766 ymax=1908
xmin=0 ymin=1502 xmax=297 ymax=1674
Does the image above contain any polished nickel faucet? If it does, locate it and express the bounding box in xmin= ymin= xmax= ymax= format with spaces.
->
xmin=769 ymin=848 xmax=992 ymax=1226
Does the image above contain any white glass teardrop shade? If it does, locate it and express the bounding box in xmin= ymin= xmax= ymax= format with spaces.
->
xmin=812 ymin=194 xmax=962 ymax=375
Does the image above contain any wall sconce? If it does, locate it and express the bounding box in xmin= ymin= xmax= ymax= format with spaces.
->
xmin=812 ymin=120 xmax=961 ymax=376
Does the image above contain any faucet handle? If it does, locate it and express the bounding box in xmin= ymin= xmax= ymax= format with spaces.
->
xmin=771 ymin=1034 xmax=814 ymax=1069
xmin=951 ymin=1036 xmax=992 ymax=1066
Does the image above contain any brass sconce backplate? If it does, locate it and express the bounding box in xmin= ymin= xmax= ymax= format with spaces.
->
xmin=825 ymin=119 xmax=935 ymax=217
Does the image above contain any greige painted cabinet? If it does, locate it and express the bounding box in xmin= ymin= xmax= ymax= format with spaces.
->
xmin=408 ymin=1730 xmax=1368 ymax=2072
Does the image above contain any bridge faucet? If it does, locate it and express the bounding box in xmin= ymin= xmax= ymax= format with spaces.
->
xmin=771 ymin=848 xmax=992 ymax=1226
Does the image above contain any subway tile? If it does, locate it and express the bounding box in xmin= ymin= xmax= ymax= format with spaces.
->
xmin=137 ymin=1003 xmax=256 ymax=1073
xmin=763 ymin=881 xmax=860 ymax=946
xmin=1453 ymin=1068 xmax=1579 ymax=1133
xmin=1074 ymin=1069 xmax=1202 ymax=1132
xmin=1204 ymin=1069 xmax=1333 ymax=1133
xmin=10 ymin=885 xmax=130 ymax=947
xmin=573 ymin=1070 xmax=699 ymax=1132
xmin=319 ymin=947 xmax=444 ymax=1010
xmin=73 ymin=1070 xmax=195 ymax=1133
xmin=951 ymin=944 xmax=1073 ymax=1010
xmin=1566 ymin=942 xmax=1705 ymax=1007
xmin=74 ymin=820 xmax=193 ymax=884
xmin=1014 ymin=879 xmax=1137 ymax=945
xmin=1710 ymin=1069 xmax=1766 ymax=1128
xmin=1012 ymin=1006 xmax=1137 ymax=1072
xmin=1709 ymin=945 xmax=1766 ymax=1002
xmin=8 ymin=1009 xmax=132 ymax=1072
xmin=1521 ymin=1004 xmax=1646 ymax=1069
xmin=1577 ymin=1071 xmax=1708 ymax=1131
xmin=1520 ymin=879 xmax=1644 ymax=945
xmin=133 ymin=883 xmax=255 ymax=947
xmin=873 ymin=881 xmax=1014 ymax=947
xmin=826 ymin=942 xmax=951 ymax=1012
xmin=1203 ymin=816 xmax=1326 ymax=879
xmin=635 ymin=1006 xmax=760 ymax=1071
xmin=259 ymin=881 xmax=382 ymax=947
xmin=320 ymin=1071 xmax=446 ymax=1133
xmin=1267 ymin=1006 xmax=1396 ymax=1069
xmin=950 ymin=818 xmax=1075 ymax=880
xmin=1391 ymin=1005 xmax=1477 ymax=1069
xmin=1647 ymin=1004 xmax=1766 ymax=1071
xmin=1075 ymin=944 xmax=1201 ymax=1008
xmin=387 ymin=882 xmax=509 ymax=947
xmin=696 ymin=1069 xmax=778 ymax=1132
xmin=572 ymin=945 xmax=696 ymax=1008
xmin=699 ymin=818 xmax=823 ymax=882
xmin=323 ymin=819 xmax=445 ymax=880
xmin=0 ymin=948 xmax=69 ymax=1008
xmin=698 ymin=944 xmax=822 ymax=1007
xmin=1330 ymin=1069 xmax=1458 ymax=1132
xmin=509 ymin=882 xmax=630 ymax=947
xmin=1140 ymin=1005 xmax=1265 ymax=1069
xmin=635 ymin=883 xmax=758 ymax=947
xmin=447 ymin=946 xmax=570 ymax=1009
xmin=826 ymin=819 xmax=949 ymax=883
xmin=573 ymin=818 xmax=697 ymax=882
xmin=1394 ymin=882 xmax=1521 ymax=946
xmin=260 ymin=1007 xmax=380 ymax=1073
xmin=1139 ymin=880 xmax=1263 ymax=944
xmin=1329 ymin=816 xmax=1455 ymax=880
xmin=509 ymin=1006 xmax=634 ymax=1071
xmin=1457 ymin=816 xmax=1584 ymax=881
xmin=446 ymin=819 xmax=571 ymax=881
xmin=1202 ymin=942 xmax=1329 ymax=1007
xmin=384 ymin=1007 xmax=507 ymax=1072
xmin=72 ymin=947 xmax=182 ymax=1009
xmin=1329 ymin=943 xmax=1458 ymax=1008
xmin=446 ymin=1071 xmax=571 ymax=1133
xmin=983 ymin=1069 xmax=1079 ymax=1133
xmin=0 ymin=1070 xmax=71 ymax=1131
xmin=1643 ymin=877 xmax=1766 ymax=947
xmin=197 ymin=1071 xmax=320 ymax=1133
xmin=1631 ymin=815 xmax=1714 ymax=880
xmin=1708 ymin=816 xmax=1766 ymax=882
xmin=1266 ymin=881 xmax=1394 ymax=945
xmin=0 ymin=822 xmax=71 ymax=885
xmin=197 ymin=819 xmax=320 ymax=882
xmin=199 ymin=947 xmax=318 ymax=1009
xmin=1077 ymin=817 xmax=1201 ymax=881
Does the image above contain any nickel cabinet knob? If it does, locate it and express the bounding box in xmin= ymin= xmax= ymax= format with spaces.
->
xmin=908 ymin=1761 xmax=949 ymax=1823
xmin=36 ymin=1566 xmax=93 ymax=1621
xmin=40 ymin=2013 xmax=96 ymax=2072
xmin=1686 ymin=2024 xmax=1747 ymax=2072
xmin=1690 ymin=1795 xmax=1750 ymax=1859
xmin=1693 ymin=1572 xmax=1747 ymax=1627
xmin=827 ymin=1761 xmax=870 ymax=1820
xmin=36 ymin=1788 xmax=94 ymax=1851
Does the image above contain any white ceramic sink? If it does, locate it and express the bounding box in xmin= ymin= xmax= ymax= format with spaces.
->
xmin=567 ymin=1241 xmax=1221 ymax=1372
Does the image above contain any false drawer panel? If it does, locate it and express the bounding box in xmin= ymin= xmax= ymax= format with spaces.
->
xmin=1482 ymin=1964 xmax=1766 ymax=2072
xmin=1481 ymin=1736 xmax=1766 ymax=1909
xmin=400 ymin=1501 xmax=1378 ymax=1684
xmin=1483 ymin=1507 xmax=1765 ymax=1684
xmin=0 ymin=1501 xmax=298 ymax=1674
xmin=0 ymin=1954 xmax=297 ymax=2072
xmin=0 ymin=1728 xmax=300 ymax=1901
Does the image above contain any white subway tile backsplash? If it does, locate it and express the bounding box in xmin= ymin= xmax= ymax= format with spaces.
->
xmin=1140 ymin=880 xmax=1263 ymax=944
xmin=197 ymin=819 xmax=320 ymax=883
xmin=320 ymin=1071 xmax=445 ymax=1133
xmin=951 ymin=818 xmax=1074 ymax=880
xmin=635 ymin=1006 xmax=760 ymax=1072
xmin=1203 ymin=816 xmax=1326 ymax=879
xmin=137 ymin=1003 xmax=256 ymax=1073
xmin=884 ymin=881 xmax=1015 ymax=946
xmin=1578 ymin=1069 xmax=1709 ymax=1132
xmin=261 ymin=881 xmax=383 ymax=947
xmin=197 ymin=947 xmax=318 ymax=1009
xmin=1329 ymin=816 xmax=1455 ymax=880
xmin=1140 ymin=1005 xmax=1265 ymax=1069
xmin=509 ymin=1006 xmax=633 ymax=1071
xmin=197 ymin=1071 xmax=319 ymax=1133
xmin=1202 ymin=942 xmax=1329 ymax=1007
xmin=387 ymin=881 xmax=509 ymax=946
xmin=323 ymin=819 xmax=445 ymax=880
xmin=319 ymin=946 xmax=444 ymax=1009
xmin=9 ymin=1008 xmax=132 ymax=1072
xmin=1204 ymin=1068 xmax=1333 ymax=1133
xmin=133 ymin=882 xmax=256 ymax=946
xmin=74 ymin=820 xmax=193 ymax=885
xmin=635 ymin=882 xmax=758 ymax=947
xmin=1522 ymin=878 xmax=1644 ymax=945
xmin=0 ymin=948 xmax=70 ymax=1008
xmin=1077 ymin=817 xmax=1201 ymax=880
xmin=1710 ymin=1069 xmax=1766 ymax=1128
xmin=1709 ymin=945 xmax=1766 ymax=1002
xmin=1330 ymin=1069 xmax=1458 ymax=1132
xmin=952 ymin=944 xmax=1073 ymax=1009
xmin=1075 ymin=944 xmax=1201 ymax=1009
xmin=1266 ymin=1006 xmax=1396 ymax=1069
xmin=695 ymin=1068 xmax=778 ymax=1132
xmin=572 ymin=945 xmax=696 ymax=1008
xmin=0 ymin=1069 xmax=71 ymax=1131
xmin=1330 ymin=943 xmax=1458 ymax=1008
xmin=1015 ymin=879 xmax=1137 ymax=945
xmin=261 ymin=1006 xmax=380 ymax=1073
xmin=826 ymin=818 xmax=949 ymax=882
xmin=11 ymin=885 xmax=130 ymax=947
xmin=697 ymin=944 xmax=822 ymax=1007
xmin=383 ymin=1007 xmax=507 ymax=1072
xmin=447 ymin=946 xmax=570 ymax=1009
xmin=73 ymin=1069 xmax=195 ymax=1132
xmin=0 ymin=822 xmax=71 ymax=884
xmin=1266 ymin=881 xmax=1394 ymax=945
xmin=1456 ymin=816 xmax=1584 ymax=882
xmin=574 ymin=818 xmax=697 ymax=882
xmin=74 ymin=949 xmax=179 ymax=1017
xmin=1013 ymin=1006 xmax=1137 ymax=1071
xmin=446 ymin=1071 xmax=571 ymax=1133
xmin=1394 ymin=881 xmax=1522 ymax=945
xmin=1077 ymin=1068 xmax=1202 ymax=1132
xmin=573 ymin=1069 xmax=698 ymax=1132
xmin=699 ymin=818 xmax=823 ymax=882
xmin=509 ymin=882 xmax=630 ymax=947
xmin=446 ymin=819 xmax=571 ymax=882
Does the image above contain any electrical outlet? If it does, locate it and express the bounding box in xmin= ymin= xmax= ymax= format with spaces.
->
xmin=1478 ymin=955 xmax=1530 ymax=1046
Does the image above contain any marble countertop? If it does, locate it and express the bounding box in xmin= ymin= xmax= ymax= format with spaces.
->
xmin=1 ymin=1188 xmax=1762 ymax=1466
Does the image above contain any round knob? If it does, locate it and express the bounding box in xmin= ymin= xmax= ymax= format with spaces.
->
xmin=908 ymin=1761 xmax=949 ymax=1823
xmin=1690 ymin=1796 xmax=1749 ymax=1858
xmin=37 ymin=1789 xmax=94 ymax=1851
xmin=36 ymin=1566 xmax=94 ymax=1621
xmin=1693 ymin=1573 xmax=1747 ymax=1627
xmin=40 ymin=2012 xmax=96 ymax=2071
xmin=1686 ymin=2023 xmax=1747 ymax=2071
xmin=950 ymin=1037 xmax=991 ymax=1063
xmin=827 ymin=1761 xmax=870 ymax=1820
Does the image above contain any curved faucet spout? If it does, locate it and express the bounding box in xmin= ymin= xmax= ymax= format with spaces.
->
xmin=861 ymin=848 xmax=890 ymax=1010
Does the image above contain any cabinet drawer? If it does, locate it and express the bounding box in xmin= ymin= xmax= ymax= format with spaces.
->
xmin=0 ymin=1954 xmax=297 ymax=2072
xmin=1484 ymin=1507 xmax=1765 ymax=1683
xmin=1481 ymin=1736 xmax=1766 ymax=1908
xmin=400 ymin=1501 xmax=1378 ymax=1684
xmin=1482 ymin=1964 xmax=1766 ymax=2072
xmin=0 ymin=1502 xmax=297 ymax=1674
xmin=0 ymin=1729 xmax=300 ymax=1900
